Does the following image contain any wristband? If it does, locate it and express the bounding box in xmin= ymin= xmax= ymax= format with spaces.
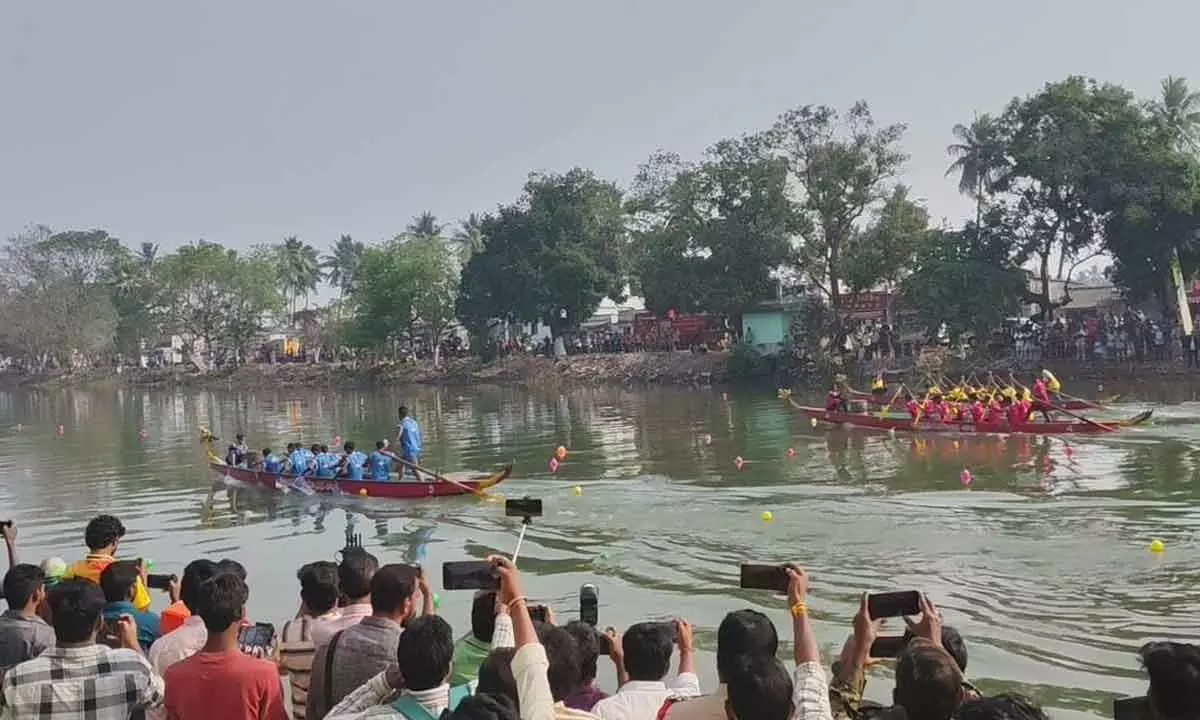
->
xmin=790 ymin=601 xmax=808 ymax=618
xmin=506 ymin=596 xmax=527 ymax=610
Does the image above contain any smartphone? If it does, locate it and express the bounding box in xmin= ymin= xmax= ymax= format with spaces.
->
xmin=529 ymin=604 xmax=549 ymax=623
xmin=867 ymin=590 xmax=922 ymax=618
xmin=146 ymin=573 xmax=175 ymax=591
xmin=1112 ymin=697 xmax=1150 ymax=720
xmin=0 ymin=520 xmax=12 ymax=530
xmin=505 ymin=497 xmax=543 ymax=518
xmin=739 ymin=564 xmax=789 ymax=593
xmin=442 ymin=561 xmax=499 ymax=591
xmin=238 ymin=622 xmax=276 ymax=658
xmin=580 ymin=584 xmax=599 ymax=626
xmin=869 ymin=635 xmax=909 ymax=659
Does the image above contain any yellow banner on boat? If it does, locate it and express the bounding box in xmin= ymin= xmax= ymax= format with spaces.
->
xmin=1172 ymin=249 xmax=1193 ymax=337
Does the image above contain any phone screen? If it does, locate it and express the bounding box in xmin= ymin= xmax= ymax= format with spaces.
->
xmin=529 ymin=605 xmax=549 ymax=623
xmin=739 ymin=564 xmax=789 ymax=593
xmin=579 ymin=584 xmax=599 ymax=626
xmin=146 ymin=573 xmax=174 ymax=591
xmin=505 ymin=498 xmax=543 ymax=518
xmin=869 ymin=635 xmax=909 ymax=659
xmin=238 ymin=622 xmax=276 ymax=658
xmin=867 ymin=590 xmax=921 ymax=618
xmin=1113 ymin=697 xmax=1150 ymax=720
xmin=442 ymin=561 xmax=499 ymax=591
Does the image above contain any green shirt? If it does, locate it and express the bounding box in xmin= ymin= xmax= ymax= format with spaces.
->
xmin=449 ymin=634 xmax=491 ymax=686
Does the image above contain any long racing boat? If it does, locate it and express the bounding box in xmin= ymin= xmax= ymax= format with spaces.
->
xmin=208 ymin=459 xmax=512 ymax=499
xmin=847 ymin=389 xmax=1119 ymax=412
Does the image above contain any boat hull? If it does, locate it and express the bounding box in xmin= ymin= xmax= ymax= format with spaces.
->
xmin=789 ymin=399 xmax=1149 ymax=435
xmin=208 ymin=462 xmax=511 ymax=499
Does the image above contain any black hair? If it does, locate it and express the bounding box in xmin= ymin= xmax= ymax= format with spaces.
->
xmin=564 ymin=621 xmax=602 ymax=684
xmin=195 ymin=572 xmax=248 ymax=633
xmin=217 ymin=559 xmax=247 ymax=581
xmin=471 ymin=590 xmax=498 ymax=643
xmin=716 ymin=609 xmax=779 ymax=682
xmin=446 ymin=693 xmax=518 ymax=720
xmin=369 ymin=564 xmax=416 ymax=615
xmin=725 ymin=654 xmax=793 ymax=720
xmin=955 ymin=694 xmax=1049 ymax=720
xmin=477 ymin=647 xmax=519 ymax=703
xmin=99 ymin=560 xmax=140 ymax=603
xmin=47 ymin=579 xmax=106 ymax=644
xmin=903 ymin=624 xmax=968 ymax=672
xmin=344 ymin=441 xmax=356 ymax=452
xmin=235 ymin=433 xmax=245 ymax=441
xmin=398 ymin=406 xmax=409 ymax=418
xmin=621 ymin=622 xmax=673 ymax=682
xmin=320 ymin=444 xmax=329 ymax=453
xmin=537 ymin=622 xmax=583 ymax=702
xmin=310 ymin=444 xmax=321 ymax=453
xmin=395 ymin=614 xmax=454 ymax=691
xmin=375 ymin=440 xmax=385 ymax=450
xmin=298 ymin=561 xmax=340 ymax=616
xmin=339 ymin=549 xmax=379 ymax=601
xmin=263 ymin=447 xmax=272 ymax=456
xmin=3 ymin=564 xmax=44 ymax=609
xmin=1140 ymin=641 xmax=1200 ymax=720
xmin=180 ymin=559 xmax=220 ymax=614
xmin=84 ymin=514 xmax=126 ymax=551
xmin=894 ymin=639 xmax=964 ymax=720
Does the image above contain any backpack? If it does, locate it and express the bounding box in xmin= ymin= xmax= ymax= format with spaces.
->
xmin=391 ymin=684 xmax=472 ymax=720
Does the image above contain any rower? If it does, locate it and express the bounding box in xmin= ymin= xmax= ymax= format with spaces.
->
xmin=825 ymin=385 xmax=843 ymax=413
xmin=1040 ymin=366 xmax=1063 ymax=401
xmin=870 ymin=374 xmax=887 ymax=397
xmin=311 ymin=444 xmax=336 ymax=478
xmin=263 ymin=448 xmax=283 ymax=474
xmin=968 ymin=393 xmax=986 ymax=425
xmin=396 ymin=406 xmax=424 ymax=482
xmin=904 ymin=393 xmax=920 ymax=420
xmin=287 ymin=443 xmax=310 ymax=476
xmin=368 ymin=440 xmax=394 ymax=481
xmin=233 ymin=434 xmax=248 ymax=466
xmin=341 ymin=441 xmax=367 ymax=480
xmin=1032 ymin=373 xmax=1053 ymax=422
xmin=224 ymin=445 xmax=239 ymax=467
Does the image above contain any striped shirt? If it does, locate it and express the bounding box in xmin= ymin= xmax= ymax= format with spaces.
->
xmin=277 ymin=612 xmax=340 ymax=720
xmin=0 ymin=643 xmax=164 ymax=720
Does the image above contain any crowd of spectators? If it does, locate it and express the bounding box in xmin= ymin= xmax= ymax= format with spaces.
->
xmin=0 ymin=514 xmax=1194 ymax=720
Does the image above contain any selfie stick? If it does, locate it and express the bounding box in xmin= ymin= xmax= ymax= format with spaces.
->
xmin=510 ymin=514 xmax=534 ymax=567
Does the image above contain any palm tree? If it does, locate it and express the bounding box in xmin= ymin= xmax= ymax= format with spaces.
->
xmin=276 ymin=236 xmax=322 ymax=323
xmin=407 ymin=211 xmax=444 ymax=238
xmin=323 ymin=234 xmax=365 ymax=300
xmin=945 ymin=114 xmax=1007 ymax=227
xmin=451 ymin=213 xmax=485 ymax=263
xmin=138 ymin=242 xmax=158 ymax=272
xmin=1152 ymin=76 xmax=1200 ymax=150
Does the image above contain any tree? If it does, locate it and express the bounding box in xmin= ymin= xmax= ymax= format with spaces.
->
xmin=274 ymin=236 xmax=322 ymax=322
xmin=842 ymin=185 xmax=931 ymax=311
xmin=457 ymin=168 xmax=626 ymax=340
xmin=945 ymin=114 xmax=1008 ymax=227
xmin=769 ymin=102 xmax=908 ymax=317
xmin=324 ymin=234 xmax=365 ymax=301
xmin=451 ymin=213 xmax=485 ymax=264
xmin=1151 ymin=76 xmax=1200 ymax=151
xmin=407 ymin=211 xmax=445 ymax=238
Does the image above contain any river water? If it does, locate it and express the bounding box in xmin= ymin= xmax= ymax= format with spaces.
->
xmin=1 ymin=383 xmax=1197 ymax=718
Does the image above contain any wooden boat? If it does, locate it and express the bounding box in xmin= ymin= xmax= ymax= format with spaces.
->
xmin=788 ymin=398 xmax=1152 ymax=435
xmin=208 ymin=460 xmax=512 ymax=499
xmin=848 ymin=389 xmax=1120 ymax=412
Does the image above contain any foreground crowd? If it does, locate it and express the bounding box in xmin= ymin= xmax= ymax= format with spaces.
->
xmin=0 ymin=515 xmax=1192 ymax=720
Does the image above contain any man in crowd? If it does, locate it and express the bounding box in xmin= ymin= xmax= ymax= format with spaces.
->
xmin=63 ymin=514 xmax=152 ymax=613
xmin=278 ymin=561 xmax=343 ymax=720
xmin=592 ymin=619 xmax=700 ymax=719
xmin=100 ymin=560 xmax=175 ymax=651
xmin=451 ymin=591 xmax=499 ymax=686
xmin=309 ymin=563 xmax=431 ymax=719
xmin=0 ymin=579 xmax=164 ymax=718
xmin=562 ymin=622 xmax=611 ymax=711
xmin=311 ymin=548 xmax=379 ymax=647
xmin=725 ymin=655 xmax=794 ymax=720
xmin=663 ymin=609 xmax=778 ymax=719
xmin=163 ymin=571 xmax=288 ymax=720
xmin=1139 ymin=641 xmax=1200 ymax=720
xmin=148 ymin=559 xmax=220 ymax=674
xmin=0 ymin=565 xmax=53 ymax=675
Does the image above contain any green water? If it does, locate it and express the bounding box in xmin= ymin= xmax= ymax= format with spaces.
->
xmin=0 ymin=384 xmax=1197 ymax=718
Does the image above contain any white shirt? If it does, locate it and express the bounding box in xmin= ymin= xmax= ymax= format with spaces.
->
xmin=147 ymin=615 xmax=208 ymax=676
xmin=591 ymin=674 xmax=701 ymax=720
xmin=310 ymin=603 xmax=373 ymax=647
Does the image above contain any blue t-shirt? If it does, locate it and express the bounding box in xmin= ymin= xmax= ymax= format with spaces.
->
xmin=368 ymin=451 xmax=392 ymax=481
xmin=264 ymin=455 xmax=283 ymax=474
xmin=315 ymin=452 xmax=339 ymax=479
xmin=345 ymin=451 xmax=367 ymax=480
xmin=289 ymin=450 xmax=310 ymax=475
xmin=398 ymin=417 xmax=423 ymax=456
xmin=103 ymin=601 xmax=160 ymax=651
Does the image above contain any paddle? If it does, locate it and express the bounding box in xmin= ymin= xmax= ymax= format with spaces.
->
xmin=1009 ymin=373 xmax=1115 ymax=432
xmin=392 ymin=455 xmax=493 ymax=499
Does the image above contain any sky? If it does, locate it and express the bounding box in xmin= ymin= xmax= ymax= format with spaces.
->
xmin=3 ymin=0 xmax=1199 ymax=268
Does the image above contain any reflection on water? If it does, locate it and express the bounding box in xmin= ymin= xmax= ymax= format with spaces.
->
xmin=1 ymin=383 xmax=1198 ymax=718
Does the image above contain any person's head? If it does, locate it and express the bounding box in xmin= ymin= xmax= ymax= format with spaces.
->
xmin=622 ymin=622 xmax=674 ymax=682
xmin=564 ymin=621 xmax=604 ymax=685
xmin=375 ymin=440 xmax=385 ymax=450
xmin=263 ymin=447 xmax=272 ymax=457
xmin=320 ymin=444 xmax=329 ymax=454
xmin=536 ymin=622 xmax=583 ymax=702
xmin=902 ymin=625 xmax=967 ymax=673
xmin=217 ymin=559 xmax=247 ymax=581
xmin=235 ymin=433 xmax=245 ymax=443
xmin=398 ymin=405 xmax=409 ymax=419
xmin=310 ymin=444 xmax=321 ymax=454
xmin=3 ymin=564 xmax=46 ymax=611
xmin=338 ymin=549 xmax=378 ymax=604
xmin=344 ymin=441 xmax=355 ymax=453
xmin=955 ymin=694 xmax=1048 ymax=720
xmin=286 ymin=442 xmax=295 ymax=453
xmin=99 ymin=560 xmax=140 ymax=604
xmin=180 ymin=559 xmax=219 ymax=614
xmin=470 ymin=590 xmax=498 ymax=644
xmin=894 ymin=639 xmax=964 ymax=720
xmin=369 ymin=564 xmax=416 ymax=619
xmin=395 ymin=614 xmax=454 ymax=691
xmin=445 ymin=693 xmax=519 ymax=720
xmin=1140 ymin=641 xmax=1200 ymax=720
xmin=195 ymin=571 xmax=249 ymax=634
xmin=298 ymin=561 xmax=340 ymax=616
xmin=477 ymin=647 xmax=519 ymax=704
xmin=47 ymin=579 xmax=106 ymax=644
xmin=716 ymin=609 xmax=779 ymax=682
xmin=724 ymin=654 xmax=794 ymax=720
xmin=84 ymin=514 xmax=126 ymax=553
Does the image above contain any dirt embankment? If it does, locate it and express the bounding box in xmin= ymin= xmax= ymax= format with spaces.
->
xmin=3 ymin=352 xmax=731 ymax=391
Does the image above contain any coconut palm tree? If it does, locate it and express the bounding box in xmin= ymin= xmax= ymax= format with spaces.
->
xmin=276 ymin=236 xmax=322 ymax=323
xmin=945 ymin=114 xmax=1007 ymax=227
xmin=407 ymin=211 xmax=445 ymax=238
xmin=138 ymin=242 xmax=158 ymax=272
xmin=323 ymin=234 xmax=365 ymax=300
xmin=451 ymin=213 xmax=485 ymax=263
xmin=1152 ymin=75 xmax=1200 ymax=150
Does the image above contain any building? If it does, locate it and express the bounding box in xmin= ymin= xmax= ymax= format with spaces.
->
xmin=741 ymin=299 xmax=807 ymax=354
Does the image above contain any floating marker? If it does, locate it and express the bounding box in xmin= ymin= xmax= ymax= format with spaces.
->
xmin=55 ymin=424 xmax=65 ymax=437
xmin=734 ymin=456 xmax=745 ymax=470
xmin=1150 ymin=539 xmax=1165 ymax=553
xmin=952 ymin=440 xmax=960 ymax=449
xmin=786 ymin=448 xmax=796 ymax=458
xmin=810 ymin=417 xmax=818 ymax=428
xmin=572 ymin=485 xmax=582 ymax=496
xmin=549 ymin=458 xmax=560 ymax=473
xmin=959 ymin=468 xmax=973 ymax=486
xmin=554 ymin=446 xmax=568 ymax=461
xmin=1064 ymin=445 xmax=1075 ymax=461
xmin=358 ymin=488 xmax=368 ymax=496
xmin=761 ymin=510 xmax=774 ymax=522
xmin=702 ymin=433 xmax=712 ymax=446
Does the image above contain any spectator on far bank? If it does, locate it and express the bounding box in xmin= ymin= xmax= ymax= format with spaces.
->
xmin=0 ymin=564 xmax=53 ymax=674
xmin=0 ymin=579 xmax=164 ymax=718
xmin=278 ymin=561 xmax=342 ymax=720
xmin=163 ymin=572 xmax=288 ymax=720
xmin=311 ymin=548 xmax=379 ymax=647
xmin=450 ymin=590 xmax=499 ymax=686
xmin=62 ymin=514 xmax=153 ymax=613
xmin=663 ymin=609 xmax=779 ymax=720
xmin=148 ymin=559 xmax=220 ymax=675
xmin=100 ymin=560 xmax=175 ymax=651
xmin=1139 ymin=641 xmax=1200 ymax=720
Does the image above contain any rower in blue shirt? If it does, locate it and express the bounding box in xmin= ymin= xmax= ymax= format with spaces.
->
xmin=263 ymin=448 xmax=283 ymax=474
xmin=315 ymin=445 xmax=339 ymax=479
xmin=341 ymin=441 xmax=367 ymax=480
xmin=288 ymin=443 xmax=311 ymax=476
xmin=396 ymin=405 xmax=424 ymax=481
xmin=368 ymin=440 xmax=395 ymax=481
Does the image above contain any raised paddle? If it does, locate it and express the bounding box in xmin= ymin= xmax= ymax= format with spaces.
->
xmin=393 ymin=455 xmax=493 ymax=499
xmin=1008 ymin=373 xmax=1115 ymax=432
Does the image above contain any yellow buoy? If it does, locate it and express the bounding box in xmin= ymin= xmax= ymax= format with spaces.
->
xmin=761 ymin=510 xmax=774 ymax=522
xmin=1150 ymin=539 xmax=1165 ymax=553
xmin=572 ymin=486 xmax=583 ymax=496
xmin=358 ymin=488 xmax=368 ymax=496
xmin=810 ymin=417 xmax=818 ymax=428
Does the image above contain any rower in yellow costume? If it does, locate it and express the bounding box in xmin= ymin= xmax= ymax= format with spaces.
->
xmin=1040 ymin=367 xmax=1062 ymax=400
xmin=870 ymin=374 xmax=887 ymax=396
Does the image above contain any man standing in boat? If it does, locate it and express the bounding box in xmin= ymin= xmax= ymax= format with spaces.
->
xmin=395 ymin=406 xmax=425 ymax=482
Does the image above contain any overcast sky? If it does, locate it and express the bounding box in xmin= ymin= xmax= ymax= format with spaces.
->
xmin=2 ymin=0 xmax=1198 ymax=259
